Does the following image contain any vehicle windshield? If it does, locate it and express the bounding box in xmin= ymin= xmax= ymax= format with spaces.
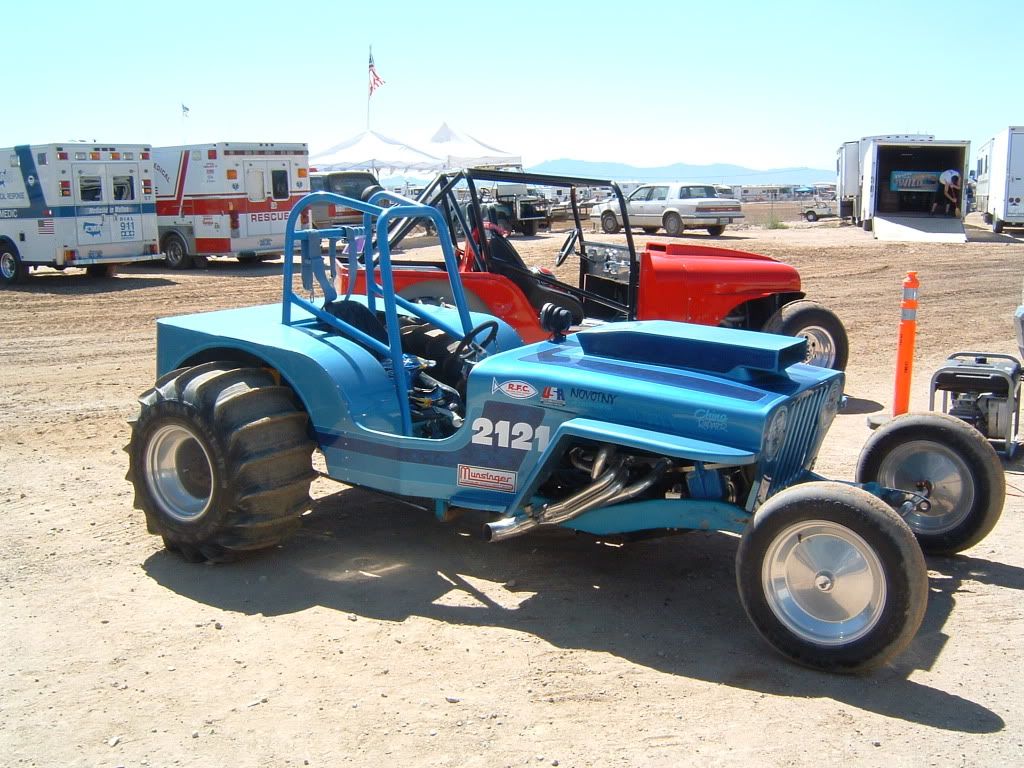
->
xmin=311 ymin=173 xmax=378 ymax=198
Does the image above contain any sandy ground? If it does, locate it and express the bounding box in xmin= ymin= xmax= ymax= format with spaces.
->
xmin=2 ymin=212 xmax=1024 ymax=767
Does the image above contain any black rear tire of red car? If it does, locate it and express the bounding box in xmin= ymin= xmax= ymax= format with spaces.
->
xmin=707 ymin=225 xmax=725 ymax=237
xmin=762 ymin=300 xmax=849 ymax=371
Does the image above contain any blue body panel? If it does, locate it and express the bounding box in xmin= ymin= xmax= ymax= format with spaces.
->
xmin=152 ymin=188 xmax=843 ymax=533
xmin=157 ymin=297 xmax=842 ymax=520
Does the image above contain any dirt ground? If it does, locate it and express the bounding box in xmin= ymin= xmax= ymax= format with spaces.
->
xmin=3 ymin=212 xmax=1024 ymax=768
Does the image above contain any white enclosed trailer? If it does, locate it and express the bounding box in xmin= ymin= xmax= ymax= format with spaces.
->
xmin=975 ymin=126 xmax=1024 ymax=233
xmin=0 ymin=143 xmax=160 ymax=284
xmin=836 ymin=134 xmax=970 ymax=241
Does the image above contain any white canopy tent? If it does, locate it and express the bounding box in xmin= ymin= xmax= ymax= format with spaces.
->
xmin=423 ymin=123 xmax=521 ymax=170
xmin=309 ymin=130 xmax=443 ymax=174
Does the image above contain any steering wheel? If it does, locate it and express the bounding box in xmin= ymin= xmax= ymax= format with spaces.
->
xmin=556 ymin=229 xmax=580 ymax=267
xmin=453 ymin=320 xmax=499 ymax=363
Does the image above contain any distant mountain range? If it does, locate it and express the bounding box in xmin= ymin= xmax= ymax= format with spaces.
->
xmin=526 ymin=158 xmax=834 ymax=186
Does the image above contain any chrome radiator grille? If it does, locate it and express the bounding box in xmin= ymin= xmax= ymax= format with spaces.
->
xmin=766 ymin=384 xmax=830 ymax=498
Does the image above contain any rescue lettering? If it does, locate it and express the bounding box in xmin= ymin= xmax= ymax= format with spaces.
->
xmin=250 ymin=211 xmax=288 ymax=222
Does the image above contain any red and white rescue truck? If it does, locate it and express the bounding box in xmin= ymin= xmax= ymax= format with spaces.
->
xmin=151 ymin=142 xmax=309 ymax=268
xmin=1 ymin=143 xmax=160 ymax=285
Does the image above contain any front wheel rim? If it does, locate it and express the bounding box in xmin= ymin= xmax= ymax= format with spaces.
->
xmin=799 ymin=325 xmax=836 ymax=367
xmin=145 ymin=423 xmax=214 ymax=523
xmin=1 ymin=253 xmax=16 ymax=279
xmin=762 ymin=520 xmax=886 ymax=645
xmin=877 ymin=440 xmax=975 ymax=534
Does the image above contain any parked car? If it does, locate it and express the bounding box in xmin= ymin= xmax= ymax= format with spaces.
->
xmin=802 ymin=199 xmax=838 ymax=222
xmin=308 ymin=170 xmax=380 ymax=228
xmin=590 ymin=182 xmax=744 ymax=237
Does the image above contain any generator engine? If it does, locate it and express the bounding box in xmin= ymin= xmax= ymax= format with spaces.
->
xmin=930 ymin=352 xmax=1021 ymax=457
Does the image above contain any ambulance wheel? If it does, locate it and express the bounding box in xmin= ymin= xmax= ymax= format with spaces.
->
xmin=163 ymin=234 xmax=192 ymax=270
xmin=127 ymin=363 xmax=316 ymax=562
xmin=762 ymin=300 xmax=849 ymax=370
xmin=736 ymin=482 xmax=927 ymax=673
xmin=1 ymin=243 xmax=27 ymax=286
xmin=856 ymin=412 xmax=1005 ymax=554
xmin=992 ymin=218 xmax=1004 ymax=234
xmin=86 ymin=264 xmax=118 ymax=279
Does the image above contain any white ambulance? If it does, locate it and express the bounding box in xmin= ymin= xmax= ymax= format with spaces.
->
xmin=0 ymin=143 xmax=160 ymax=285
xmin=151 ymin=142 xmax=309 ymax=268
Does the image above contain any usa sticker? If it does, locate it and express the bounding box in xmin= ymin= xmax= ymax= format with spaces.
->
xmin=492 ymin=378 xmax=537 ymax=400
xmin=541 ymin=386 xmax=565 ymax=406
xmin=457 ymin=464 xmax=517 ymax=493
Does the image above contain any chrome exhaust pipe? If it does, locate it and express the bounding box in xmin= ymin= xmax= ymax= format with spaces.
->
xmin=483 ymin=514 xmax=540 ymax=542
xmin=605 ymin=458 xmax=671 ymax=506
xmin=484 ymin=456 xmax=625 ymax=542
xmin=536 ymin=455 xmax=625 ymax=521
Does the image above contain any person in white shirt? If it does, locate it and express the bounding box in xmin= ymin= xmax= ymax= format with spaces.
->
xmin=930 ymin=170 xmax=962 ymax=217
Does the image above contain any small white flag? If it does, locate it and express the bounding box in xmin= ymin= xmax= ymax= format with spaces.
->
xmin=181 ymin=104 xmax=190 ymax=117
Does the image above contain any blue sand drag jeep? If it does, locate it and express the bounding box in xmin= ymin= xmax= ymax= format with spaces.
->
xmin=127 ymin=189 xmax=1004 ymax=672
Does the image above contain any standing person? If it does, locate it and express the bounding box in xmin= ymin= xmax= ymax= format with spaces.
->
xmin=930 ymin=170 xmax=962 ymax=217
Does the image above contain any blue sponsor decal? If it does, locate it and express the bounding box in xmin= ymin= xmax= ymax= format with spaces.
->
xmin=83 ymin=221 xmax=102 ymax=237
xmin=540 ymin=385 xmax=565 ymax=406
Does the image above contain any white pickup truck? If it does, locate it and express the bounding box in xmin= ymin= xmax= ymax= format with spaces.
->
xmin=590 ymin=182 xmax=743 ymax=237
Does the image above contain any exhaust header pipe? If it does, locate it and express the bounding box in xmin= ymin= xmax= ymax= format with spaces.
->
xmin=483 ymin=450 xmax=672 ymax=543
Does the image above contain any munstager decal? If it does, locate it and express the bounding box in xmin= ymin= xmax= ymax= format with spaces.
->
xmin=457 ymin=464 xmax=517 ymax=493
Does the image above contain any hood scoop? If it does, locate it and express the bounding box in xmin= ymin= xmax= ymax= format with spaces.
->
xmin=575 ymin=321 xmax=807 ymax=379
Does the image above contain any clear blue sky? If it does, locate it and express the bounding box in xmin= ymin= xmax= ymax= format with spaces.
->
xmin=4 ymin=0 xmax=1020 ymax=174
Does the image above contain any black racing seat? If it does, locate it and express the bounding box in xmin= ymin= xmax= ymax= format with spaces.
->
xmin=484 ymin=231 xmax=585 ymax=323
xmin=325 ymin=299 xmax=389 ymax=350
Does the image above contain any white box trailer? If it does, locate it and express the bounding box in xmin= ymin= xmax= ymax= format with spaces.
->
xmin=0 ymin=143 xmax=160 ymax=285
xmin=152 ymin=142 xmax=309 ymax=269
xmin=975 ymin=126 xmax=1024 ymax=233
xmin=836 ymin=134 xmax=970 ymax=239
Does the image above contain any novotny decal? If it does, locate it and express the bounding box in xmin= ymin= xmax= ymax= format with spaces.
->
xmin=492 ymin=378 xmax=537 ymax=400
xmin=457 ymin=464 xmax=517 ymax=493
xmin=569 ymin=387 xmax=617 ymax=406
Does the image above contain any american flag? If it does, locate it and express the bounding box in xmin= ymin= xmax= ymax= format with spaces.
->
xmin=368 ymin=49 xmax=385 ymax=96
xmin=37 ymin=219 xmax=54 ymax=234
